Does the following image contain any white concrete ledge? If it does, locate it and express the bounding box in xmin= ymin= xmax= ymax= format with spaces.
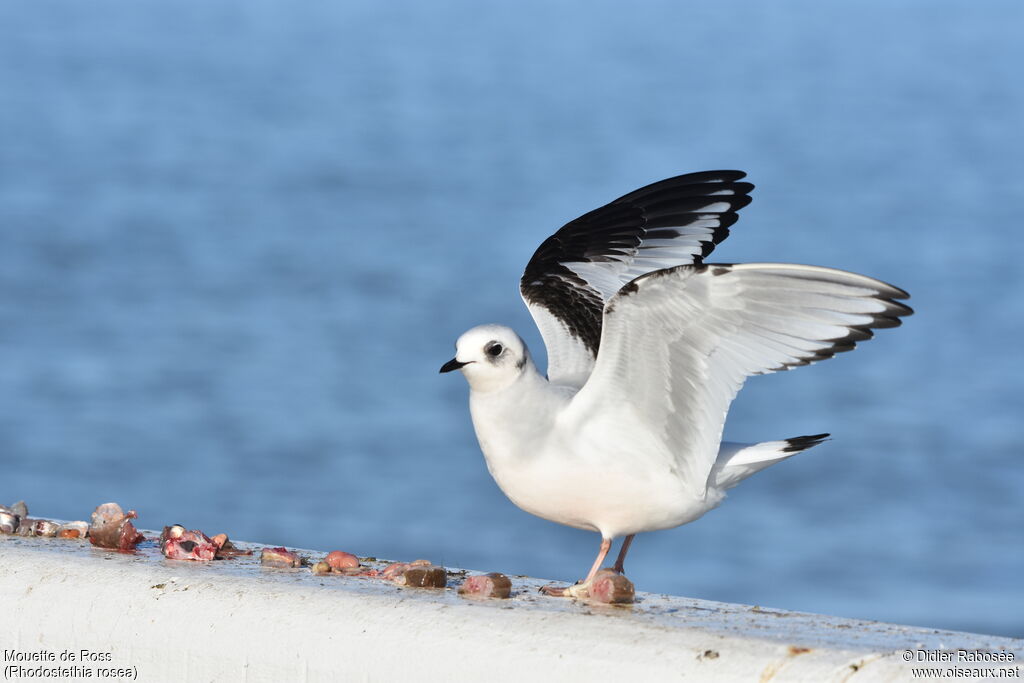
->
xmin=2 ymin=532 xmax=1021 ymax=682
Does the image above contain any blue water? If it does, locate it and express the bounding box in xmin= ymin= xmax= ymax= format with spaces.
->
xmin=1 ymin=1 xmax=1021 ymax=638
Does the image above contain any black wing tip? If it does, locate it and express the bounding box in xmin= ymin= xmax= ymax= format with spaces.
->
xmin=523 ymin=169 xmax=758 ymax=291
xmin=634 ymin=170 xmax=747 ymax=184
xmin=732 ymin=193 xmax=754 ymax=210
xmin=679 ymin=169 xmax=748 ymax=182
xmin=782 ymin=433 xmax=831 ymax=453
xmin=780 ymin=297 xmax=910 ymax=368
xmin=613 ymin=171 xmax=755 ymax=204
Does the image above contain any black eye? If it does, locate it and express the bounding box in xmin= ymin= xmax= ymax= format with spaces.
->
xmin=486 ymin=343 xmax=503 ymax=357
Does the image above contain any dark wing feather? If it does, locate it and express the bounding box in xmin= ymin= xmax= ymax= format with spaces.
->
xmin=520 ymin=170 xmax=754 ymax=386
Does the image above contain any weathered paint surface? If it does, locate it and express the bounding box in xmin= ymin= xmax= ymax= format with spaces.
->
xmin=1 ymin=532 xmax=1020 ymax=682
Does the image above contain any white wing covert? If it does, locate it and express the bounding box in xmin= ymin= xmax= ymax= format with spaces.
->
xmin=520 ymin=171 xmax=754 ymax=388
xmin=563 ymin=263 xmax=912 ymax=491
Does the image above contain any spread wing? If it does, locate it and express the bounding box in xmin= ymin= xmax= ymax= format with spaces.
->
xmin=562 ymin=263 xmax=912 ymax=491
xmin=520 ymin=171 xmax=754 ymax=388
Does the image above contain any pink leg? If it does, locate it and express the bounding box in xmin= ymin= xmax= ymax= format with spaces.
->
xmin=541 ymin=537 xmax=612 ymax=597
xmin=613 ymin=534 xmax=634 ymax=574
xmin=582 ymin=538 xmax=612 ymax=584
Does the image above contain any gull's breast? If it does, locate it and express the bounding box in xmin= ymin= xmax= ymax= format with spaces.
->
xmin=477 ymin=406 xmax=717 ymax=537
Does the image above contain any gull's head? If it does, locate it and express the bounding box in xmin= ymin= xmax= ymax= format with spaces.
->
xmin=439 ymin=324 xmax=531 ymax=392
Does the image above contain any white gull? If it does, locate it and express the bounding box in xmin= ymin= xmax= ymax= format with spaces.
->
xmin=440 ymin=171 xmax=911 ymax=597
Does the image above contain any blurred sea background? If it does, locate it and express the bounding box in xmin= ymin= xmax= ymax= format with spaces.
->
xmin=1 ymin=1 xmax=1021 ymax=638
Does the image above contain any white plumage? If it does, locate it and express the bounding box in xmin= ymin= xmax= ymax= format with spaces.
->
xmin=441 ymin=171 xmax=911 ymax=596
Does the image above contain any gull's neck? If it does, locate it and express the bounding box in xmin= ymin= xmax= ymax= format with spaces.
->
xmin=467 ymin=357 xmax=573 ymax=464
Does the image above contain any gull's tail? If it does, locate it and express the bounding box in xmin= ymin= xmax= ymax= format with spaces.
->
xmin=709 ymin=434 xmax=830 ymax=490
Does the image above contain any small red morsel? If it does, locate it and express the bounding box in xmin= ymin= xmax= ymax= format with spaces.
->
xmin=88 ymin=503 xmax=144 ymax=551
xmin=459 ymin=573 xmax=512 ymax=599
xmin=324 ymin=551 xmax=360 ymax=571
xmin=589 ymin=569 xmax=635 ymax=604
xmin=260 ymin=546 xmax=302 ymax=568
xmin=161 ymin=529 xmax=218 ymax=562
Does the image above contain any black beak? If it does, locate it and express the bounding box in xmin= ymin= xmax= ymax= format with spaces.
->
xmin=439 ymin=358 xmax=469 ymax=373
